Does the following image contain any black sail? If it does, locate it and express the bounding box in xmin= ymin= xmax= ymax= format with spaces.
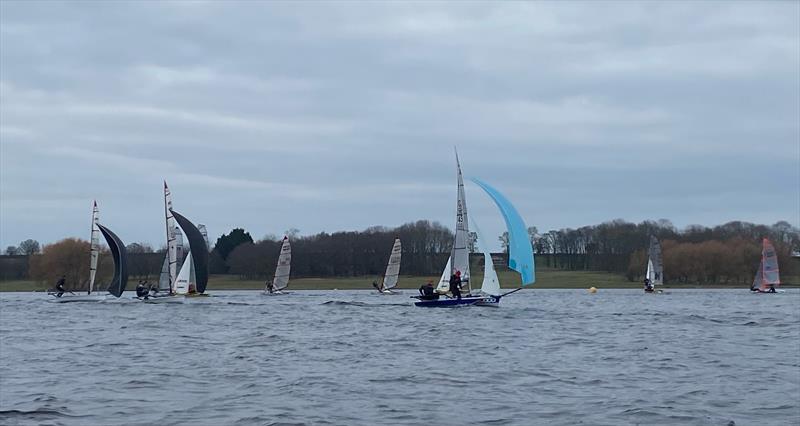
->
xmin=97 ymin=223 xmax=128 ymax=298
xmin=171 ymin=209 xmax=209 ymax=293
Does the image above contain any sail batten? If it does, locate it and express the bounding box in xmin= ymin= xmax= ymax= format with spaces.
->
xmin=382 ymin=238 xmax=402 ymax=291
xmin=164 ymin=182 xmax=177 ymax=293
xmin=452 ymin=151 xmax=471 ymax=290
xmin=757 ymin=238 xmax=781 ymax=290
xmin=88 ymin=201 xmax=100 ymax=294
xmin=646 ymin=236 xmax=663 ymax=285
xmin=272 ymin=237 xmax=292 ymax=291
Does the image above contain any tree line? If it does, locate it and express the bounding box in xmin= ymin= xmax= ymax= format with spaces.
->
xmin=2 ymin=218 xmax=797 ymax=285
xmin=533 ymin=219 xmax=798 ymax=282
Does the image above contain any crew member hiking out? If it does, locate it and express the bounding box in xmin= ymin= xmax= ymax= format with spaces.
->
xmin=54 ymin=275 xmax=66 ymax=297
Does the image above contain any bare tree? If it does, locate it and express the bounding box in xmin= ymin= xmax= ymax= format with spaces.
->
xmin=18 ymin=239 xmax=40 ymax=255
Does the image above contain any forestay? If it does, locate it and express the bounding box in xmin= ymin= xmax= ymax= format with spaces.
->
xmin=272 ymin=237 xmax=292 ymax=291
xmin=382 ymin=238 xmax=402 ymax=291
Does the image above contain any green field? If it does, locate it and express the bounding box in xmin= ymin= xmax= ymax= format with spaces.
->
xmin=4 ymin=268 xmax=794 ymax=292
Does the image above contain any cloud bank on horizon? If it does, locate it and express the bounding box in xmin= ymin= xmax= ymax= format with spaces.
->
xmin=1 ymin=1 xmax=798 ymax=250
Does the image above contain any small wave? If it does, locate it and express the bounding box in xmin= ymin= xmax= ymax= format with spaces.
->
xmin=321 ymin=300 xmax=367 ymax=306
xmin=0 ymin=408 xmax=81 ymax=419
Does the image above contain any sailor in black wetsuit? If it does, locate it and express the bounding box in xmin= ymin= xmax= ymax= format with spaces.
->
xmin=55 ymin=276 xmax=66 ymax=297
xmin=449 ymin=271 xmax=462 ymax=300
xmin=418 ymin=280 xmax=438 ymax=300
xmin=135 ymin=281 xmax=149 ymax=298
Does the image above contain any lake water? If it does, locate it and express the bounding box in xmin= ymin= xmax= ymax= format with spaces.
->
xmin=0 ymin=289 xmax=798 ymax=426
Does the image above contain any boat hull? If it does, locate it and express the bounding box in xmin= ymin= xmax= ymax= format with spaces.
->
xmin=48 ymin=294 xmax=107 ymax=303
xmin=414 ymin=295 xmax=500 ymax=307
xmin=141 ymin=295 xmax=184 ymax=304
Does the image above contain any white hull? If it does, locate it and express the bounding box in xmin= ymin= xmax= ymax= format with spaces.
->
xmin=48 ymin=294 xmax=107 ymax=303
xmin=378 ymin=289 xmax=402 ymax=295
xmin=142 ymin=295 xmax=184 ymax=304
xmin=262 ymin=290 xmax=291 ymax=296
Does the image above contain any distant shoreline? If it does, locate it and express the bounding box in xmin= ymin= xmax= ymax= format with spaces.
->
xmin=1 ymin=274 xmax=796 ymax=292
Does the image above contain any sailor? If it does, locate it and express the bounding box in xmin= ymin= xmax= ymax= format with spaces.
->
xmin=418 ymin=280 xmax=438 ymax=300
xmin=643 ymin=278 xmax=653 ymax=292
xmin=266 ymin=279 xmax=274 ymax=294
xmin=449 ymin=271 xmax=462 ymax=300
xmin=135 ymin=281 xmax=148 ymax=298
xmin=768 ymin=284 xmax=776 ymax=293
xmin=188 ymin=283 xmax=197 ymax=294
xmin=372 ymin=281 xmax=381 ymax=292
xmin=55 ymin=275 xmax=66 ymax=297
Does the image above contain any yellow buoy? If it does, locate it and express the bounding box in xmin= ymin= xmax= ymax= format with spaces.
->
xmin=588 ymin=286 xmax=597 ymax=294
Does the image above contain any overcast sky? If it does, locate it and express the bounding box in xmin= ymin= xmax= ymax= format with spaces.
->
xmin=1 ymin=1 xmax=798 ymax=251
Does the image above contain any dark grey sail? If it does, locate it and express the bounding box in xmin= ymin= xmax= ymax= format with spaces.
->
xmin=97 ymin=223 xmax=128 ymax=298
xmin=171 ymin=210 xmax=209 ymax=293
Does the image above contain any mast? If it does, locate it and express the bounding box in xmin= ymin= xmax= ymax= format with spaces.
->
xmin=88 ymin=200 xmax=100 ymax=294
xmin=452 ymin=149 xmax=471 ymax=293
xmin=164 ymin=181 xmax=177 ymax=293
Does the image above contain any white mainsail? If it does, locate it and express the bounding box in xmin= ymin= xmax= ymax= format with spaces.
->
xmin=646 ymin=236 xmax=663 ymax=285
xmin=198 ymin=224 xmax=211 ymax=252
xmin=272 ymin=237 xmax=291 ymax=291
xmin=452 ymin=151 xmax=471 ymax=292
xmin=174 ymin=251 xmax=193 ymax=295
xmin=381 ymin=238 xmax=402 ymax=291
xmin=471 ymin=218 xmax=500 ymax=296
xmin=164 ymin=182 xmax=177 ymax=293
xmin=175 ymin=225 xmax=185 ymax=272
xmin=88 ymin=201 xmax=100 ymax=293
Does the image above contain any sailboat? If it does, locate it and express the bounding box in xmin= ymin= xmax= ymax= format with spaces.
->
xmin=376 ymin=238 xmax=402 ymax=294
xmin=265 ymin=237 xmax=291 ymax=295
xmin=50 ymin=209 xmax=128 ymax=302
xmin=644 ymin=236 xmax=663 ymax=293
xmin=49 ymin=201 xmax=106 ymax=302
xmin=145 ymin=182 xmax=181 ymax=302
xmin=751 ymin=238 xmax=783 ymax=293
xmin=172 ymin=209 xmax=209 ymax=297
xmin=414 ymin=154 xmax=535 ymax=307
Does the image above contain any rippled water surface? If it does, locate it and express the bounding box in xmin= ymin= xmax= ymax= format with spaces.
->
xmin=1 ymin=289 xmax=798 ymax=425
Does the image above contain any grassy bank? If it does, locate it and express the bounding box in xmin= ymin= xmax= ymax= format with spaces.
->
xmin=4 ymin=268 xmax=796 ymax=292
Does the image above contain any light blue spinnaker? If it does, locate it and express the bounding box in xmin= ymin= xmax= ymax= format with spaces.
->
xmin=471 ymin=178 xmax=535 ymax=286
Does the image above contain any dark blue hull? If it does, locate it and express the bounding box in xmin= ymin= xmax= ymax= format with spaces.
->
xmin=414 ymin=295 xmax=500 ymax=307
